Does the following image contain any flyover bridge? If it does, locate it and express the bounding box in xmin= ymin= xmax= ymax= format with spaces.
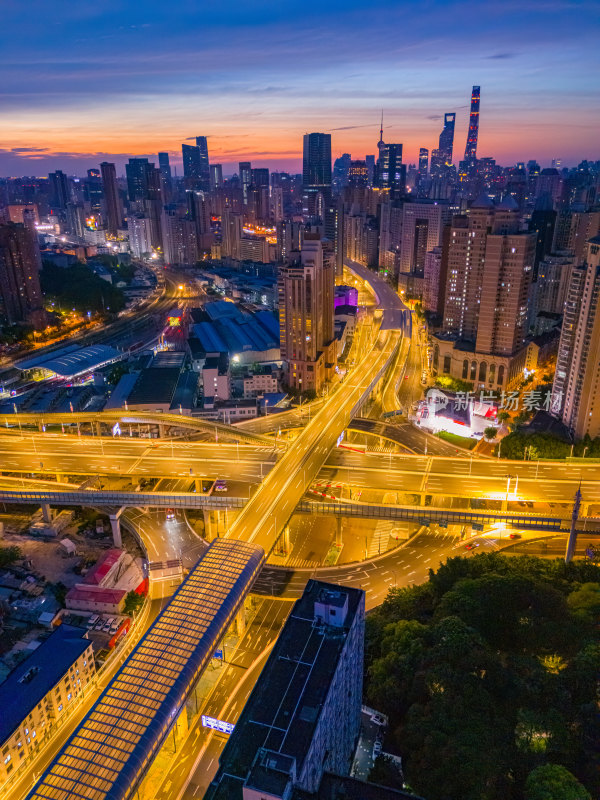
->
xmin=25 ymin=539 xmax=264 ymax=800
xmin=0 ymin=409 xmax=275 ymax=446
xmin=0 ymin=487 xmax=585 ymax=533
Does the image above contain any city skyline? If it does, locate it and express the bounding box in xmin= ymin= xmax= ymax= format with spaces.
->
xmin=1 ymin=0 xmax=599 ymax=175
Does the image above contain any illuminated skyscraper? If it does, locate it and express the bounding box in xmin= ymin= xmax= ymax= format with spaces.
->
xmin=302 ymin=133 xmax=332 ymax=219
xmin=377 ymin=143 xmax=405 ymax=196
xmin=48 ymin=170 xmax=70 ymax=210
xmin=464 ymin=86 xmax=480 ymax=160
xmin=125 ymin=158 xmax=150 ymax=202
xmin=195 ymin=136 xmax=211 ymax=191
xmin=100 ymin=162 xmax=122 ymax=236
xmin=438 ymin=112 xmax=456 ymax=165
xmin=418 ymin=147 xmax=429 ymax=178
xmin=209 ymin=163 xmax=223 ymax=189
xmin=239 ymin=161 xmax=252 ymax=205
xmin=158 ymin=152 xmax=172 ymax=198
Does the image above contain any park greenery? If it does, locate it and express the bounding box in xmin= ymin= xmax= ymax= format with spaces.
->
xmin=0 ymin=546 xmax=21 ymax=568
xmin=41 ymin=260 xmax=126 ymax=314
xmin=365 ymin=553 xmax=600 ymax=800
xmin=497 ymin=432 xmax=600 ymax=460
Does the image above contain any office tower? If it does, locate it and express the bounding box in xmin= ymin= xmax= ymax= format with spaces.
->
xmin=125 ymin=158 xmax=150 ymax=202
xmin=65 ymin=202 xmax=86 ymax=238
xmin=398 ymin=200 xmax=450 ymax=277
xmin=365 ymin=154 xmax=375 ymax=185
xmin=302 ymin=133 xmax=332 ymax=220
xmin=528 ymin=194 xmax=557 ymax=281
xmin=439 ymin=112 xmax=456 ymax=165
xmin=160 ymin=208 xmax=198 ymax=265
xmin=536 ymin=168 xmax=563 ymax=204
xmin=464 ymin=86 xmax=480 ymax=160
xmin=551 ymin=236 xmax=600 ymax=438
xmin=348 ymin=160 xmax=369 ymax=187
xmin=210 ymin=163 xmax=223 ymax=189
xmin=188 ymin=191 xmax=213 ymax=249
xmin=182 ymin=143 xmax=202 ymax=187
xmin=84 ymin=168 xmax=103 ymax=212
xmin=333 ymin=153 xmax=351 ymax=189
xmin=475 ymin=198 xmax=536 ymax=356
xmin=206 ymin=581 xmax=365 ymax=800
xmin=158 ymin=152 xmax=172 ymax=199
xmin=221 ymin=208 xmax=243 ymax=260
xmin=158 ymin=152 xmax=172 ymax=184
xmin=251 ymin=168 xmax=269 ymax=187
xmin=100 ymin=162 xmax=122 ymax=236
xmin=279 ymin=233 xmax=335 ymax=392
xmin=377 ymin=143 xmax=405 ymax=196
xmin=48 ymin=170 xmax=70 ymax=209
xmin=195 ymin=135 xmax=211 ymax=190
xmin=239 ymin=161 xmax=252 ymax=205
xmin=128 ymin=216 xmax=153 ymax=258
xmin=144 ymin=165 xmax=164 ymax=250
xmin=0 ymin=220 xmax=45 ymax=327
xmin=418 ymin=147 xmax=429 ymax=178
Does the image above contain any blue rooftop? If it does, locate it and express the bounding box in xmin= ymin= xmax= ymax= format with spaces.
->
xmin=0 ymin=624 xmax=91 ymax=744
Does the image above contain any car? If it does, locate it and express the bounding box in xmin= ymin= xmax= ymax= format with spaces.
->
xmin=371 ymin=713 xmax=386 ymax=727
xmin=94 ymin=618 xmax=105 ymax=630
xmin=214 ymin=480 xmax=227 ymax=492
xmin=404 ymin=375 xmax=409 ymax=380
xmin=109 ymin=620 xmax=120 ymax=635
xmin=465 ymin=541 xmax=480 ymax=550
xmin=102 ymin=617 xmax=115 ymax=632
xmin=509 ymin=533 xmax=522 ymax=539
xmin=166 ymin=508 xmax=175 ymax=520
xmin=86 ymin=615 xmax=99 ymax=629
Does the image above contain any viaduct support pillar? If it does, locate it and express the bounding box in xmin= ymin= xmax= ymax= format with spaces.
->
xmin=109 ymin=513 xmax=122 ymax=548
xmin=41 ymin=503 xmax=52 ymax=524
xmin=335 ymin=516 xmax=343 ymax=547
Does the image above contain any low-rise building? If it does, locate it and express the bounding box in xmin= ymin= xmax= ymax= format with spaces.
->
xmin=0 ymin=625 xmax=95 ymax=787
xmin=65 ymin=586 xmax=126 ymax=615
xmin=206 ymin=580 xmax=365 ymax=800
xmin=243 ymin=369 xmax=279 ymax=398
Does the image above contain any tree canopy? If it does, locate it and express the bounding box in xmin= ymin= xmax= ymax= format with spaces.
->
xmin=365 ymin=554 xmax=600 ymax=800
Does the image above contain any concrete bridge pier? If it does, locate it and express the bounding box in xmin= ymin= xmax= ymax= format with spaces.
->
xmin=234 ymin=606 xmax=246 ymax=636
xmin=335 ymin=516 xmax=343 ymax=547
xmin=274 ymin=525 xmax=290 ymax=555
xmin=41 ymin=503 xmax=52 ymax=524
xmin=95 ymin=422 xmax=102 ymax=437
xmin=109 ymin=511 xmax=123 ymax=548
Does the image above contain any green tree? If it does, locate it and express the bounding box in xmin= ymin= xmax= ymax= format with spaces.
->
xmin=123 ymin=590 xmax=145 ymax=616
xmin=0 ymin=546 xmax=21 ymax=568
xmin=41 ymin=261 xmax=126 ymax=314
xmin=498 ymin=410 xmax=510 ymax=424
xmin=484 ymin=426 xmax=497 ymax=441
xmin=567 ymin=582 xmax=600 ymax=621
xmin=525 ymin=764 xmax=591 ymax=800
xmin=368 ymin=755 xmax=405 ymax=790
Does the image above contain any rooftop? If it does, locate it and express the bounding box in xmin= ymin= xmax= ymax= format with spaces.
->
xmin=127 ymin=367 xmax=181 ymax=406
xmin=18 ymin=345 xmax=121 ymax=379
xmin=206 ymin=580 xmax=364 ymax=800
xmin=0 ymin=624 xmax=91 ymax=744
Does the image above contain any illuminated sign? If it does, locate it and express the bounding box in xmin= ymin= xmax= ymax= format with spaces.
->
xmin=201 ymin=715 xmax=234 ymax=735
xmin=112 ymin=422 xmax=121 ymax=437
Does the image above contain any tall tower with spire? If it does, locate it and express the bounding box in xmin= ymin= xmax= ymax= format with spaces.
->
xmin=377 ymin=111 xmax=385 ymax=159
xmin=464 ymin=86 xmax=480 ymax=160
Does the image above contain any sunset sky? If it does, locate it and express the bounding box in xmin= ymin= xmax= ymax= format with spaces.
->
xmin=1 ymin=0 xmax=599 ymax=176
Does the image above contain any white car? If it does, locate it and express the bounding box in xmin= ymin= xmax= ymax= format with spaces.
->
xmin=86 ymin=615 xmax=99 ymax=629
xmin=214 ymin=480 xmax=227 ymax=492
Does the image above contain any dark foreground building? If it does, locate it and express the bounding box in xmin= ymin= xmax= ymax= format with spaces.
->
xmin=206 ymin=580 xmax=365 ymax=799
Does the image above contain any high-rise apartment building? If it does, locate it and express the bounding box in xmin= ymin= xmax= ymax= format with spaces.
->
xmin=0 ymin=218 xmax=45 ymax=327
xmin=302 ymin=133 xmax=332 ymax=220
xmin=100 ymin=162 xmax=122 ymax=236
xmin=160 ymin=208 xmax=198 ymax=266
xmin=206 ymin=580 xmax=365 ymax=800
xmin=398 ymin=200 xmax=450 ymax=277
xmin=158 ymin=152 xmax=172 ymax=199
xmin=128 ymin=216 xmax=153 ymax=258
xmin=279 ymin=233 xmax=335 ymax=392
xmin=221 ymin=208 xmax=243 ymax=261
xmin=551 ymin=236 xmax=600 ymax=439
xmin=464 ymin=86 xmax=480 ymax=160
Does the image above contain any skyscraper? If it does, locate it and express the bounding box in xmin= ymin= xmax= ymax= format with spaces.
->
xmin=464 ymin=86 xmax=481 ymax=160
xmin=158 ymin=152 xmax=172 ymax=198
xmin=302 ymin=133 xmax=332 ymax=219
xmin=195 ymin=136 xmax=211 ymax=191
xmin=418 ymin=147 xmax=429 ymax=178
xmin=182 ymin=144 xmax=202 ymax=187
xmin=239 ymin=161 xmax=252 ymax=205
xmin=551 ymin=236 xmax=600 ymax=439
xmin=125 ymin=158 xmax=150 ymax=202
xmin=377 ymin=143 xmax=405 ymax=196
xmin=0 ymin=219 xmax=45 ymax=327
xmin=438 ymin=112 xmax=456 ymax=165
xmin=278 ymin=233 xmax=335 ymax=392
xmin=100 ymin=162 xmax=122 ymax=236
xmin=209 ymin=163 xmax=223 ymax=189
xmin=398 ymin=200 xmax=450 ymax=277
xmin=48 ymin=170 xmax=70 ymax=209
